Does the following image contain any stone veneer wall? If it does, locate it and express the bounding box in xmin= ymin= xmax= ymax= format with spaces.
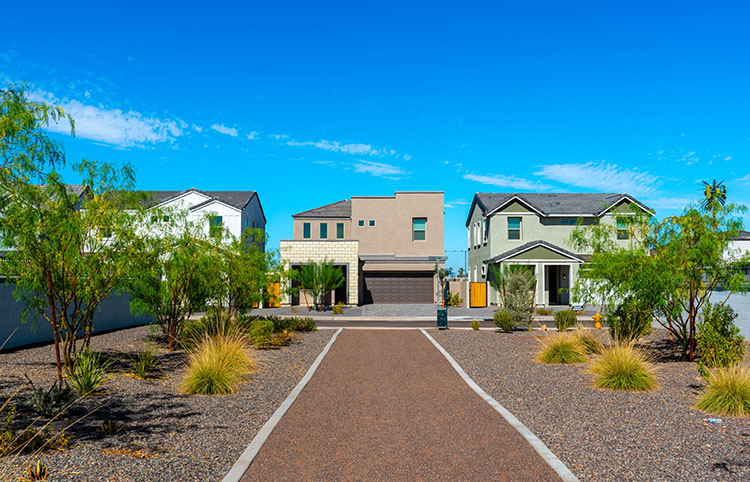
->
xmin=279 ymin=240 xmax=360 ymax=305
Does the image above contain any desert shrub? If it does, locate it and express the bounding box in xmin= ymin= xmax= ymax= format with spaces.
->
xmin=505 ymin=270 xmax=535 ymax=329
xmin=20 ymin=460 xmax=48 ymax=481
xmin=332 ymin=302 xmax=344 ymax=314
xmin=179 ymin=310 xmax=250 ymax=349
xmin=695 ymin=366 xmax=750 ymax=417
xmin=287 ymin=317 xmax=316 ymax=332
xmin=591 ymin=345 xmax=656 ymax=391
xmin=97 ymin=419 xmax=122 ymax=434
xmin=129 ymin=345 xmax=161 ymax=380
xmin=610 ymin=297 xmax=652 ymax=344
xmin=248 ymin=318 xmax=274 ymax=347
xmin=536 ymin=333 xmax=586 ymax=364
xmin=697 ymin=303 xmax=745 ymax=369
xmin=66 ymin=351 xmax=114 ymax=397
xmin=554 ymin=310 xmax=577 ymax=332
xmin=447 ymin=292 xmax=463 ymax=307
xmin=250 ymin=316 xmax=316 ymax=334
xmin=470 ymin=320 xmax=480 ymax=330
xmin=182 ymin=335 xmax=256 ymax=395
xmin=0 ymin=406 xmax=70 ymax=456
xmin=535 ymin=307 xmax=552 ymax=316
xmin=575 ymin=326 xmax=603 ymax=355
xmin=26 ymin=380 xmax=78 ymax=418
xmin=267 ymin=329 xmax=296 ymax=347
xmin=493 ymin=310 xmax=514 ymax=333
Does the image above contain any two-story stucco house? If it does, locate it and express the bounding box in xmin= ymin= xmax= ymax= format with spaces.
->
xmin=144 ymin=188 xmax=266 ymax=241
xmin=280 ymin=191 xmax=445 ymax=306
xmin=466 ymin=192 xmax=651 ymax=306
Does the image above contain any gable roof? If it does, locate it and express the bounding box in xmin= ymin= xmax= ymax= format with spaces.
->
xmin=484 ymin=240 xmax=585 ymax=264
xmin=293 ymin=200 xmax=352 ymax=219
xmin=143 ymin=188 xmax=258 ymax=211
xmin=466 ymin=192 xmax=652 ymax=226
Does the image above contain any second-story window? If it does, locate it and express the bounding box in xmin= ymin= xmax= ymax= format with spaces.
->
xmin=336 ymin=223 xmax=344 ymax=239
xmin=369 ymin=220 xmax=375 ymax=226
xmin=358 ymin=220 xmax=365 ymax=226
xmin=413 ymin=218 xmax=426 ymax=241
xmin=561 ymin=218 xmax=578 ymax=225
xmin=483 ymin=218 xmax=489 ymax=243
xmin=617 ymin=219 xmax=629 ymax=240
xmin=209 ymin=215 xmax=223 ymax=238
xmin=508 ymin=217 xmax=521 ymax=240
xmin=320 ymin=223 xmax=328 ymax=239
xmin=303 ymin=222 xmax=311 ymax=239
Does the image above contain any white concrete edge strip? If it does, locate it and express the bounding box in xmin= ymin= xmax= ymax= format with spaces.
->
xmin=419 ymin=329 xmax=580 ymax=482
xmin=222 ymin=327 xmax=344 ymax=482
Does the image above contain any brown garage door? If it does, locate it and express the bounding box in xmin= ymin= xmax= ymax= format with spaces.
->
xmin=362 ymin=271 xmax=434 ymax=304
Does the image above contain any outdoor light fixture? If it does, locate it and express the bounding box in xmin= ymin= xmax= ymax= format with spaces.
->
xmin=562 ymin=273 xmax=568 ymax=280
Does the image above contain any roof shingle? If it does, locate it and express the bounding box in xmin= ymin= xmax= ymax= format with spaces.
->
xmin=292 ymin=200 xmax=352 ymax=219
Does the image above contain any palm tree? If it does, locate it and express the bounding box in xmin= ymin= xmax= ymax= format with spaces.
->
xmin=701 ymin=179 xmax=727 ymax=211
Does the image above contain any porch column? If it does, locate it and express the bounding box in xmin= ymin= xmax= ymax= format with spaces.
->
xmin=539 ymin=263 xmax=545 ymax=306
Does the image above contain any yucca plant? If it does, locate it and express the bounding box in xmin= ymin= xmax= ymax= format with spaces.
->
xmin=97 ymin=418 xmax=122 ymax=434
xmin=536 ymin=333 xmax=587 ymax=364
xmin=19 ymin=460 xmax=48 ymax=481
xmin=66 ymin=351 xmax=114 ymax=397
xmin=182 ymin=335 xmax=256 ymax=395
xmin=590 ymin=344 xmax=656 ymax=391
xmin=129 ymin=345 xmax=161 ymax=380
xmin=696 ymin=366 xmax=750 ymax=417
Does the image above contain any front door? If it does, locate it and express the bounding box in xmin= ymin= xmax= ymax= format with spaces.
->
xmin=558 ymin=266 xmax=570 ymax=305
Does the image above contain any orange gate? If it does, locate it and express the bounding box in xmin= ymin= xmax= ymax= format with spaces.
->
xmin=469 ymin=282 xmax=487 ymax=308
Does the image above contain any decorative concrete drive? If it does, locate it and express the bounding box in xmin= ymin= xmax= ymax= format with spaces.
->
xmin=227 ymin=329 xmax=578 ymax=481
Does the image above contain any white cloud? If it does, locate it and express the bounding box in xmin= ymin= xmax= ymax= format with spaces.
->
xmin=462 ymin=173 xmax=553 ymax=190
xmin=192 ymin=125 xmax=203 ymax=133
xmin=246 ymin=131 xmax=259 ymax=140
xmin=725 ymin=156 xmax=733 ymax=161
xmin=641 ymin=196 xmax=696 ymax=211
xmin=211 ymin=124 xmax=238 ymax=137
xmin=403 ymin=154 xmax=412 ymax=161
xmin=737 ymin=174 xmax=750 ymax=184
xmin=534 ymin=162 xmax=661 ymax=196
xmin=29 ymin=89 xmax=183 ymax=148
xmin=445 ymin=199 xmax=470 ymax=209
xmin=288 ymin=139 xmax=389 ymax=156
xmin=353 ymin=160 xmax=409 ymax=178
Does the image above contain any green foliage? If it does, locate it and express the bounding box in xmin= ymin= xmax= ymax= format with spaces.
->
xmin=470 ymin=320 xmax=480 ymax=330
xmin=179 ymin=309 xmax=251 ymax=349
xmin=575 ymin=327 xmax=604 ymax=355
xmin=182 ymin=335 xmax=256 ymax=395
xmin=288 ymin=259 xmax=345 ymax=311
xmin=248 ymin=318 xmax=275 ymax=347
xmin=696 ymin=366 xmax=750 ymax=417
xmin=489 ymin=264 xmax=535 ymax=329
xmin=332 ymin=302 xmax=344 ymax=314
xmin=609 ymin=297 xmax=652 ymax=344
xmin=447 ymin=292 xmax=463 ymax=307
xmin=553 ymin=310 xmax=577 ymax=332
xmin=66 ymin=351 xmax=114 ymax=397
xmin=129 ymin=345 xmax=161 ymax=380
xmin=535 ymin=307 xmax=553 ymax=316
xmin=697 ymin=303 xmax=746 ymax=368
xmin=536 ymin=334 xmax=587 ymax=364
xmin=493 ymin=310 xmax=514 ymax=332
xmin=590 ymin=345 xmax=656 ymax=391
xmin=287 ymin=317 xmax=316 ymax=332
xmin=570 ymin=200 xmax=749 ymax=361
xmin=97 ymin=419 xmax=122 ymax=434
xmin=0 ymin=406 xmax=70 ymax=456
xmin=26 ymin=380 xmax=77 ymax=418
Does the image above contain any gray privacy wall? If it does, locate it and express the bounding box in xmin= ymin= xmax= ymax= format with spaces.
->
xmin=0 ymin=283 xmax=152 ymax=351
xmin=724 ymin=291 xmax=750 ymax=339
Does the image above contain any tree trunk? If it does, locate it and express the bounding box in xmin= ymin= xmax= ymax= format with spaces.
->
xmin=45 ymin=270 xmax=63 ymax=381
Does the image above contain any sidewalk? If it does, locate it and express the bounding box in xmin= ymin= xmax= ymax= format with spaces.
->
xmin=237 ymin=330 xmax=565 ymax=481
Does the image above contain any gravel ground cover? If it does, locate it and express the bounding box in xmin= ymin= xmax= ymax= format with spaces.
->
xmin=0 ymin=325 xmax=333 ymax=482
xmin=430 ymin=328 xmax=750 ymax=482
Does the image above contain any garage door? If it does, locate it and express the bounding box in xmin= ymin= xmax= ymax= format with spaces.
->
xmin=362 ymin=271 xmax=434 ymax=304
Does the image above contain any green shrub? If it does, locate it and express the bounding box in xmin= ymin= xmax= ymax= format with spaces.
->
xmin=97 ymin=418 xmax=122 ymax=434
xmin=536 ymin=333 xmax=586 ymax=364
xmin=26 ymin=380 xmax=78 ymax=418
xmin=66 ymin=351 xmax=114 ymax=397
xmin=129 ymin=345 xmax=161 ymax=380
xmin=251 ymin=316 xmax=316 ymax=333
xmin=696 ymin=366 xmax=750 ymax=417
xmin=493 ymin=310 xmax=514 ymax=332
xmin=697 ymin=303 xmax=745 ymax=368
xmin=287 ymin=317 xmax=316 ymax=332
xmin=610 ymin=297 xmax=652 ymax=344
xmin=591 ymin=345 xmax=656 ymax=391
xmin=182 ymin=335 xmax=256 ymax=395
xmin=332 ymin=302 xmax=344 ymax=315
xmin=180 ymin=310 xmax=249 ymax=348
xmin=447 ymin=292 xmax=463 ymax=307
xmin=535 ymin=307 xmax=553 ymax=316
xmin=505 ymin=270 xmax=535 ymax=329
xmin=575 ymin=326 xmax=604 ymax=355
xmin=248 ymin=318 xmax=274 ymax=347
xmin=554 ymin=310 xmax=577 ymax=332
xmin=470 ymin=320 xmax=480 ymax=330
xmin=0 ymin=406 xmax=70 ymax=456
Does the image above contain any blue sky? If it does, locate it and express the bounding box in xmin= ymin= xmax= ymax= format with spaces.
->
xmin=2 ymin=1 xmax=749 ymax=271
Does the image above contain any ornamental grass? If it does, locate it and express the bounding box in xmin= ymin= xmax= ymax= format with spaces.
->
xmin=696 ymin=366 xmax=750 ymax=417
xmin=182 ymin=335 xmax=256 ymax=395
xmin=536 ymin=333 xmax=587 ymax=364
xmin=590 ymin=344 xmax=656 ymax=391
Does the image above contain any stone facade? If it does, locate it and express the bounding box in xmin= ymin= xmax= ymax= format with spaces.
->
xmin=279 ymin=240 xmax=359 ymax=305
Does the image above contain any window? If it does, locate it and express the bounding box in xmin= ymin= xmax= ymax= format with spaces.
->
xmin=560 ymin=218 xmax=578 ymax=225
xmin=508 ymin=217 xmax=521 ymax=240
xmin=412 ymin=218 xmax=426 ymax=241
xmin=358 ymin=220 xmax=365 ymax=227
xmin=369 ymin=220 xmax=375 ymax=227
xmin=209 ymin=215 xmax=223 ymax=238
xmin=320 ymin=223 xmax=328 ymax=239
xmin=336 ymin=223 xmax=344 ymax=239
xmin=303 ymin=222 xmax=311 ymax=239
xmin=481 ymin=265 xmax=486 ymax=277
xmin=484 ymin=219 xmax=489 ymax=243
xmin=617 ymin=219 xmax=629 ymax=240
